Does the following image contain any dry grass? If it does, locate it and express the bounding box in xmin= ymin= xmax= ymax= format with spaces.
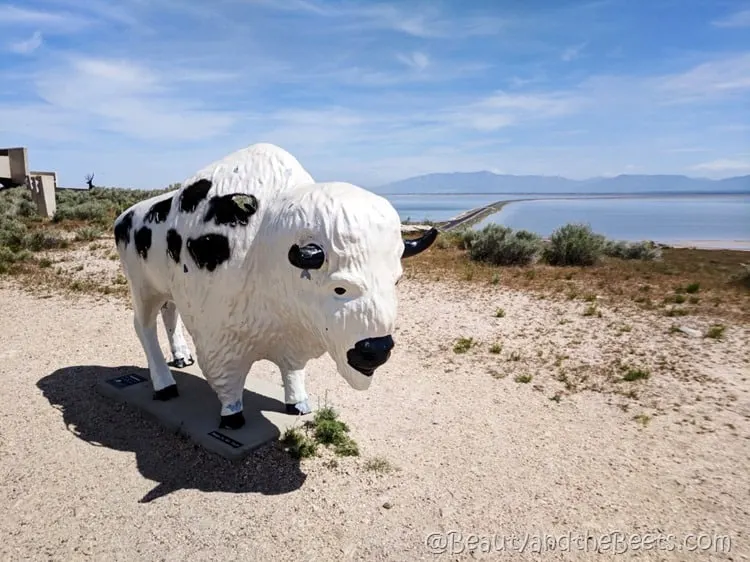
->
xmin=4 ymin=228 xmax=749 ymax=329
xmin=402 ymin=232 xmax=750 ymax=322
xmin=3 ymin=190 xmax=749 ymax=326
xmin=8 ymin=255 xmax=131 ymax=300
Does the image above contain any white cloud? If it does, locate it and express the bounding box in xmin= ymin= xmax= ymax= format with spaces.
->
xmin=664 ymin=147 xmax=711 ymax=154
xmin=70 ymin=57 xmax=161 ymax=91
xmin=476 ymin=91 xmax=581 ymax=114
xmin=17 ymin=56 xmax=240 ymax=142
xmin=55 ymin=0 xmax=141 ymax=26
xmin=0 ymin=103 xmax=83 ymax=142
xmin=690 ymin=159 xmax=750 ymax=173
xmin=396 ymin=51 xmax=430 ymax=72
xmin=0 ymin=4 xmax=90 ymax=30
xmin=655 ymin=53 xmax=750 ymax=102
xmin=561 ymin=42 xmax=587 ymax=62
xmin=711 ymin=8 xmax=750 ymax=28
xmin=248 ymin=0 xmax=506 ymax=38
xmin=302 ymin=58 xmax=490 ymax=87
xmin=8 ymin=30 xmax=43 ymax=54
xmin=713 ymin=123 xmax=750 ymax=133
xmin=447 ymin=90 xmax=584 ymax=131
xmin=4 ymin=2 xmax=749 ymax=187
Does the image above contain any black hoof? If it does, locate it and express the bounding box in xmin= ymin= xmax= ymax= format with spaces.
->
xmin=285 ymin=400 xmax=312 ymax=415
xmin=219 ymin=412 xmax=245 ymax=430
xmin=153 ymin=384 xmax=179 ymax=401
xmin=168 ymin=356 xmax=194 ymax=369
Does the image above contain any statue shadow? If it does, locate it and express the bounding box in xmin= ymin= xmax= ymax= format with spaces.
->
xmin=37 ymin=365 xmax=307 ymax=503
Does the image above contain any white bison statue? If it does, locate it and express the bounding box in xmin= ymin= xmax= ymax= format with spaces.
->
xmin=113 ymin=143 xmax=437 ymax=430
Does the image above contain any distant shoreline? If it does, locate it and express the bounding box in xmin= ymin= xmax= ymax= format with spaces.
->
xmin=383 ymin=190 xmax=749 ymax=198
xmin=400 ymin=191 xmax=750 ymax=230
xmin=664 ymin=240 xmax=750 ymax=251
xmin=401 ymin=195 xmax=750 ymax=251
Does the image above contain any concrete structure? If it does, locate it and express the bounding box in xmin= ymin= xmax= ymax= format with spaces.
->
xmin=0 ymin=146 xmax=57 ymax=218
xmin=27 ymin=171 xmax=57 ymax=218
xmin=96 ymin=362 xmax=313 ymax=460
xmin=0 ymin=147 xmax=28 ymax=187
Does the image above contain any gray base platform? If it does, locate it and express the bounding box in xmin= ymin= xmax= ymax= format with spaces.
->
xmin=96 ymin=363 xmax=312 ymax=461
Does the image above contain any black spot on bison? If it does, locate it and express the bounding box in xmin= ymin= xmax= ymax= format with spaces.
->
xmin=186 ymin=233 xmax=230 ymax=272
xmin=134 ymin=226 xmax=153 ymax=260
xmin=166 ymin=229 xmax=182 ymax=264
xmin=144 ymin=196 xmax=173 ymax=223
xmin=114 ymin=210 xmax=134 ymax=248
xmin=179 ymin=179 xmax=212 ymax=213
xmin=204 ymin=193 xmax=258 ymax=227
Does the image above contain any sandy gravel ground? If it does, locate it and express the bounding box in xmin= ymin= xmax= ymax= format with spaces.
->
xmin=1 ymin=264 xmax=749 ymax=561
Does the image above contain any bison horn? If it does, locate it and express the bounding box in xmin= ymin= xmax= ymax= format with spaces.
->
xmin=288 ymin=243 xmax=325 ymax=269
xmin=402 ymin=227 xmax=439 ymax=259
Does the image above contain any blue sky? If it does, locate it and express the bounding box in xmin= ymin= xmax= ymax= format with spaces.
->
xmin=1 ymin=0 xmax=749 ymax=189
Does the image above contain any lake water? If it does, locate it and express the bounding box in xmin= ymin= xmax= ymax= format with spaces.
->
xmin=386 ymin=193 xmax=507 ymax=222
xmin=383 ymin=193 xmax=750 ymax=248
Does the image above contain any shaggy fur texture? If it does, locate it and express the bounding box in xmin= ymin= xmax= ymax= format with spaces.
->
xmin=114 ymin=143 xmax=436 ymax=428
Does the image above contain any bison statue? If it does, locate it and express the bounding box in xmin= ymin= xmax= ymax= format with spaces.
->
xmin=114 ymin=143 xmax=438 ymax=430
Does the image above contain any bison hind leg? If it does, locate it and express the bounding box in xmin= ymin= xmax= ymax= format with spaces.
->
xmin=159 ymin=301 xmax=194 ymax=368
xmin=168 ymin=357 xmax=193 ymax=369
xmin=130 ymin=290 xmax=179 ymax=400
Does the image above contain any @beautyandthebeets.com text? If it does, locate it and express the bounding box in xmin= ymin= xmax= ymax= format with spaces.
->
xmin=424 ymin=530 xmax=733 ymax=556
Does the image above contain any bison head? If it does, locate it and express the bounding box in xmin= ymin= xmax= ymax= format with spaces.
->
xmin=271 ymin=181 xmax=438 ymax=391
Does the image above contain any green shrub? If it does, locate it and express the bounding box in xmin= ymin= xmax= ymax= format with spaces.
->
xmin=685 ymin=282 xmax=700 ymax=294
xmin=730 ymin=264 xmax=750 ymax=289
xmin=543 ymin=223 xmax=606 ymax=266
xmin=604 ymin=239 xmax=661 ymax=261
xmin=468 ymin=224 xmax=543 ymax=266
xmin=16 ymin=198 xmax=37 ymax=218
xmin=75 ymin=226 xmax=101 ymax=242
xmin=1 ymin=184 xmax=176 ymax=276
xmin=0 ymin=245 xmax=31 ymax=272
xmin=459 ymin=228 xmax=478 ymax=250
xmin=453 ymin=336 xmax=476 ymax=353
xmin=0 ymin=218 xmax=27 ymax=252
xmin=53 ymin=201 xmax=112 ymax=225
xmin=434 ymin=229 xmax=474 ymax=250
xmin=52 ymin=186 xmax=172 ymax=227
xmin=622 ymin=367 xmax=650 ymax=381
xmin=705 ymin=324 xmax=726 ymax=339
xmin=25 ymin=229 xmax=68 ymax=251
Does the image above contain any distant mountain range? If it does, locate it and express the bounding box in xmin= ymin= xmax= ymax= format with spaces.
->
xmin=372 ymin=172 xmax=750 ymax=195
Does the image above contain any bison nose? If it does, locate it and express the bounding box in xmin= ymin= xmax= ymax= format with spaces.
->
xmin=346 ymin=335 xmax=395 ymax=376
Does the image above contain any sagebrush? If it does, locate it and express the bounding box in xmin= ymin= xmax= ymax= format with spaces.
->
xmin=0 ymin=185 xmax=170 ymax=273
xmin=467 ymin=224 xmax=543 ymax=266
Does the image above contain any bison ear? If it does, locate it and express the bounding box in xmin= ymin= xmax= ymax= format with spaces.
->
xmin=288 ymin=243 xmax=325 ymax=269
xmin=402 ymin=227 xmax=439 ymax=259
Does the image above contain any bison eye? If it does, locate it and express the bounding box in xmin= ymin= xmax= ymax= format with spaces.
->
xmin=334 ymin=287 xmax=347 ymax=295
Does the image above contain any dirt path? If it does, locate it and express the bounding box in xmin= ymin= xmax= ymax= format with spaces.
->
xmin=1 ymin=275 xmax=748 ymax=561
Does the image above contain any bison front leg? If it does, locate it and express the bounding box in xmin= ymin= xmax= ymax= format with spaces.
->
xmin=159 ymin=301 xmax=194 ymax=369
xmin=198 ymin=353 xmax=252 ymax=430
xmin=278 ymin=360 xmax=312 ymax=416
